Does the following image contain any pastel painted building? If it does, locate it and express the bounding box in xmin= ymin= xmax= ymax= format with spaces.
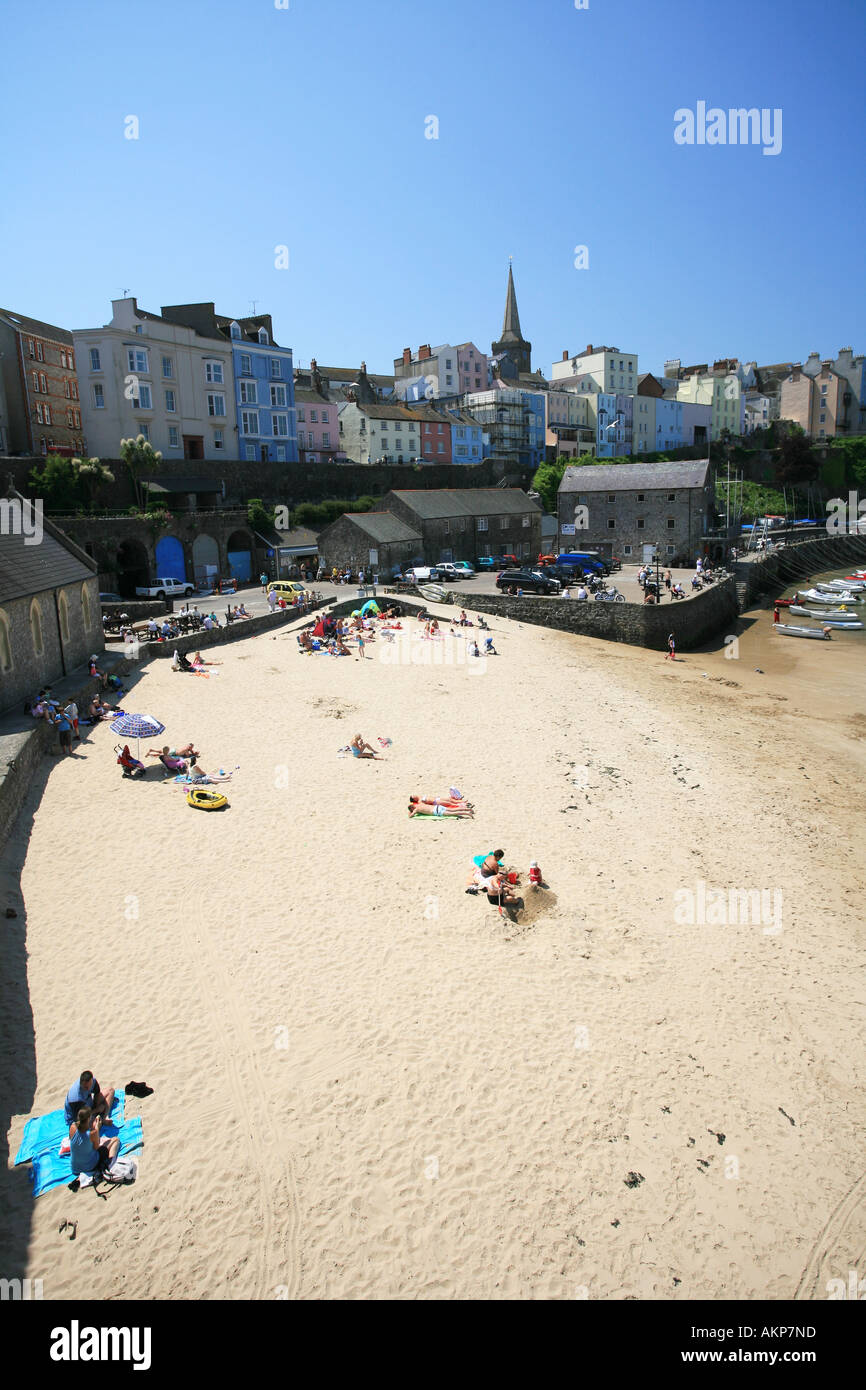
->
xmin=338 ymin=402 xmax=435 ymax=464
xmin=295 ymin=388 xmax=340 ymax=463
xmin=595 ymin=392 xmax=633 ymax=457
xmin=551 ymin=345 xmax=639 ymax=394
xmin=445 ymin=408 xmax=484 ymax=463
xmin=455 ymin=343 xmax=489 ymax=394
xmin=799 ymin=348 xmax=866 ymax=435
xmin=217 ymin=315 xmax=297 ymax=463
xmin=546 ymin=388 xmax=596 ymax=457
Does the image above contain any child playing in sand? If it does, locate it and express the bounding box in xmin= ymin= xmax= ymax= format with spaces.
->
xmin=528 ymin=861 xmax=544 ymax=889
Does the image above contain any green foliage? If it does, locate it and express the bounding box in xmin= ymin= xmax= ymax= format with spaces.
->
xmin=775 ymin=431 xmax=819 ymax=485
xmin=530 ymin=459 xmax=567 ymax=512
xmin=28 ymin=454 xmax=82 ymax=510
xmin=247 ymin=497 xmax=277 ymax=531
xmin=120 ymin=434 xmax=162 ymax=508
xmin=717 ymin=478 xmax=787 ymax=521
xmin=826 ymin=437 xmax=866 ymax=489
xmin=293 ymin=495 xmax=379 ymax=528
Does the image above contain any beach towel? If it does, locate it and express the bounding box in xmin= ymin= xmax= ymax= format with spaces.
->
xmin=14 ymin=1092 xmax=144 ymax=1198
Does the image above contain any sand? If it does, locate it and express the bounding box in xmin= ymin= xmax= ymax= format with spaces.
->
xmin=1 ymin=599 xmax=864 ymax=1301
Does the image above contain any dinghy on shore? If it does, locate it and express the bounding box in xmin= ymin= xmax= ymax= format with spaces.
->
xmin=800 ymin=588 xmax=861 ymax=604
xmin=790 ymin=606 xmax=861 ymax=623
xmin=774 ymin=624 xmax=832 ymax=640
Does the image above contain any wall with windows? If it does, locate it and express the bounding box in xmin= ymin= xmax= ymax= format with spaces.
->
xmin=557 ymin=481 xmax=713 ymax=565
xmin=230 ymin=328 xmax=298 ymax=464
xmin=0 ymin=576 xmax=102 ymax=714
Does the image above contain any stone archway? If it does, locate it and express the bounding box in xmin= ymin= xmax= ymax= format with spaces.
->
xmin=193 ymin=534 xmax=220 ymax=589
xmin=116 ymin=538 xmax=150 ymax=597
xmin=226 ymin=529 xmax=253 ymax=584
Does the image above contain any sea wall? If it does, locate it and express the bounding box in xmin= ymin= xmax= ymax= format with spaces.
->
xmin=734 ymin=534 xmax=866 ymax=607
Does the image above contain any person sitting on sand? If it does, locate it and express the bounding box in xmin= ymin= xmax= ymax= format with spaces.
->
xmin=147 ymin=745 xmax=188 ymax=772
xmin=172 ymin=649 xmax=194 ymax=672
xmin=89 ymin=655 xmax=108 ymax=689
xmin=408 ymin=795 xmax=475 ymax=811
xmin=482 ymin=874 xmax=524 ymax=921
xmin=297 ymin=630 xmax=313 ymax=652
xmin=87 ymin=695 xmax=117 ymax=721
xmin=466 ymin=849 xmax=506 ymax=891
xmin=192 ymin=652 xmax=220 ymax=666
xmin=64 ymin=1069 xmax=115 ymax=1127
xmin=459 ymin=610 xmax=472 ymax=626
xmin=69 ymin=1106 xmax=119 ymax=1179
xmin=351 ymin=733 xmax=380 ymax=759
xmin=117 ymin=744 xmax=146 ymax=777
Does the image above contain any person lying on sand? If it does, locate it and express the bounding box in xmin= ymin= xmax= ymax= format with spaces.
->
xmin=408 ymin=800 xmax=474 ymax=818
xmin=351 ymin=734 xmax=380 ymax=759
xmin=192 ymin=652 xmax=221 ymax=666
xmin=410 ymin=794 xmax=474 ymax=810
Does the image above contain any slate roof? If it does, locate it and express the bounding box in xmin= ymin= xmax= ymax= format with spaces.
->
xmin=386 ymin=488 xmax=541 ymax=519
xmin=560 ymin=461 xmax=711 ymax=493
xmin=0 ymin=308 xmax=74 ymax=344
xmin=316 ymin=365 xmax=396 ymax=388
xmin=0 ymin=502 xmax=95 ymax=604
xmin=331 ymin=512 xmax=421 ymax=544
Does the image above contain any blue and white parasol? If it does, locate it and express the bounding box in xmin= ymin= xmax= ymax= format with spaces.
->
xmin=110 ymin=712 xmax=166 ymax=758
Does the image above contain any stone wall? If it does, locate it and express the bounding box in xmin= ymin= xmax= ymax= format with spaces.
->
xmin=0 ymin=577 xmax=103 ymax=715
xmin=734 ymin=533 xmax=866 ymax=607
xmin=447 ymin=579 xmax=740 ymax=651
xmin=133 ymin=599 xmax=328 ymax=662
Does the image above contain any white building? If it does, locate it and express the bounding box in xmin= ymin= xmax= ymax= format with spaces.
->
xmin=550 ymin=345 xmax=639 ymax=395
xmin=73 ymin=297 xmax=237 ymax=460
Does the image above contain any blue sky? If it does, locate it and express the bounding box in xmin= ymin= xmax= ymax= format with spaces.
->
xmin=2 ymin=0 xmax=864 ymax=377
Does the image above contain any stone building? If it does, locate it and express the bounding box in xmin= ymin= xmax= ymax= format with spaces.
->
xmin=382 ymin=488 xmax=542 ymax=565
xmin=557 ymin=460 xmax=714 ymax=565
xmin=0 ymin=485 xmax=102 ymax=714
xmin=0 ymin=309 xmax=86 ymax=456
xmin=317 ymin=511 xmax=422 ymax=577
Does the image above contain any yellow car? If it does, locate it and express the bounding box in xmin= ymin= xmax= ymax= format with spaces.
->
xmin=267 ymin=581 xmax=307 ymax=604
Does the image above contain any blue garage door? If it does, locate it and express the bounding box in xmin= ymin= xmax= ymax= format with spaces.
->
xmin=155 ymin=535 xmax=186 ymax=580
xmin=227 ymin=548 xmax=252 ymax=583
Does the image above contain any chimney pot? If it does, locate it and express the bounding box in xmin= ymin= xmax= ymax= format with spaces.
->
xmin=562 ymin=350 xmax=569 ymax=361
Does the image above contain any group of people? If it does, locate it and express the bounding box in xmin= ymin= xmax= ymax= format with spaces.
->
xmin=408 ymin=793 xmax=474 ymax=818
xmin=464 ymin=850 xmax=546 ymax=923
xmin=171 ymin=649 xmax=220 ymax=674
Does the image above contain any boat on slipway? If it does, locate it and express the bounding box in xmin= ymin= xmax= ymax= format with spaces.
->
xmin=789 ymin=606 xmax=861 ymax=623
xmin=798 ymin=588 xmax=862 ymax=605
xmin=773 ymin=624 xmax=832 ymax=640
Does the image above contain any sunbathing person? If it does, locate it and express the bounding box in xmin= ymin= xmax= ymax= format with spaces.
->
xmin=410 ymin=794 xmax=474 ymax=810
xmin=192 ymin=652 xmax=221 ymax=666
xmin=351 ymin=733 xmax=380 ymax=759
xmin=408 ymin=800 xmax=474 ymax=818
xmin=69 ymin=1106 xmax=119 ymax=1180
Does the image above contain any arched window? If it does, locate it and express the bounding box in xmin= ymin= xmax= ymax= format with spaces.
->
xmin=0 ymin=609 xmax=12 ymax=674
xmin=258 ymin=327 xmax=269 ymax=345
xmin=81 ymin=583 xmax=93 ymax=631
xmin=58 ymin=591 xmax=70 ymax=642
xmin=229 ymin=321 xmax=241 ymax=340
xmin=30 ymin=599 xmax=44 ymax=655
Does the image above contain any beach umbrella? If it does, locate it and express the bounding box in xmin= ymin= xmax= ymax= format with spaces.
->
xmin=110 ymin=712 xmax=165 ymax=759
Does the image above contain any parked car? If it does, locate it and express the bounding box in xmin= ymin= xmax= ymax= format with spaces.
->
xmin=451 ymin=561 xmax=475 ymax=578
xmin=430 ymin=562 xmax=473 ymax=582
xmin=476 ymin=557 xmax=497 ymax=571
xmin=496 ymin=569 xmax=561 ymax=595
xmin=99 ymin=592 xmax=123 ymax=604
xmin=135 ymin=576 xmax=195 ymax=599
xmin=267 ymin=581 xmax=307 ymax=603
xmin=495 ymin=553 xmax=520 ymax=570
xmin=402 ymin=566 xmax=433 ymax=582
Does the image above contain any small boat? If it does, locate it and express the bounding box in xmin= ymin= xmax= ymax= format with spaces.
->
xmin=774 ymin=624 xmax=832 ymax=640
xmin=774 ymin=598 xmax=794 ymax=607
xmin=790 ymin=606 xmax=861 ymax=621
xmin=817 ymin=580 xmax=866 ymax=592
xmin=800 ymin=588 xmax=862 ymax=604
xmin=788 ymin=613 xmax=863 ymax=630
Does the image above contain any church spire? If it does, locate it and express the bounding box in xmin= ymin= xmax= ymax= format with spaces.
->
xmin=491 ymin=260 xmax=532 ymax=377
xmin=500 ymin=261 xmax=523 ymax=344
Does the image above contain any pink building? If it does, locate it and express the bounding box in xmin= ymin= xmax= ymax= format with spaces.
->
xmin=456 ymin=342 xmax=488 ymax=394
xmin=295 ymin=386 xmax=341 ymax=462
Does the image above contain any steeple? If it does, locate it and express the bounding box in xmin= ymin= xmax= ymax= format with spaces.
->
xmin=492 ymin=260 xmax=532 ymax=376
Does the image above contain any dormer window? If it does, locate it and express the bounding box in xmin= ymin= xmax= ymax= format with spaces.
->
xmin=229 ymin=321 xmax=241 ymax=340
xmin=258 ymin=327 xmax=269 ymax=345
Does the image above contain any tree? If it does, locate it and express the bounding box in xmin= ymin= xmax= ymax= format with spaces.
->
xmin=247 ymin=498 xmax=276 ymax=531
xmin=74 ymin=457 xmax=115 ymax=508
xmin=775 ymin=426 xmax=818 ymax=485
xmin=28 ymin=454 xmax=83 ymax=511
xmin=120 ymin=435 xmax=162 ymax=508
xmin=530 ymin=459 xmax=567 ymax=513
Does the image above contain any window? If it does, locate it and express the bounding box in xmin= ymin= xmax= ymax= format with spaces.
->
xmin=258 ymin=327 xmax=269 ymax=344
xmin=71 ymin=381 xmax=78 ymax=400
xmin=522 ymin=514 xmax=531 ymax=527
xmin=213 ymin=429 xmax=223 ymax=449
xmin=623 ymin=545 xmax=632 ymax=556
xmin=64 ymin=379 xmax=71 ymax=398
xmin=165 ymin=389 xmax=176 ymax=412
xmin=74 ymin=410 xmax=80 ymax=428
xmin=240 ymin=381 xmax=257 ymax=404
xmin=166 ymin=426 xmax=179 ymax=448
xmin=80 ymin=584 xmax=92 ymax=633
xmin=667 ymin=492 xmax=676 ymax=501
xmin=477 ymin=517 xmax=488 ymax=531
xmin=32 ymin=371 xmax=39 ymax=392
xmin=127 ymin=348 xmax=148 ymax=374
xmin=320 ymin=409 xmax=329 ymax=424
xmin=230 ymin=321 xmax=241 ymax=339
xmin=245 ymin=445 xmax=256 ymax=460
xmin=270 ymin=358 xmax=281 ymax=378
xmin=139 ymin=423 xmax=149 ymax=440
xmin=239 ymin=354 xmax=252 ymax=376
xmin=270 ymin=384 xmax=287 ymax=407
xmin=437 ymin=443 xmax=445 ymax=454
xmin=607 ymin=493 xmax=616 ymax=503
xmin=27 ymin=339 xmax=35 ymax=358
xmin=60 ymin=350 xmax=67 ymax=369
xmin=276 ymin=447 xmax=286 ymax=462
xmin=296 ymin=407 xmax=305 ymax=423
xmin=637 ymin=519 xmax=645 ymax=530
xmin=207 ymin=393 xmax=226 ymax=417
xmin=40 ymin=373 xmax=47 ymax=393
xmin=637 ymin=493 xmax=645 ymax=502
xmin=607 ymin=519 xmax=616 ymax=529
xmin=205 ymin=361 xmax=224 ymax=384
xmin=272 ymin=415 xmax=288 ymax=437
xmin=395 ymin=439 xmax=403 ymax=450
xmin=446 ymin=359 xmax=452 ymax=369
xmin=438 ymin=424 xmax=443 ymax=434
xmin=666 ymin=544 xmax=675 ymax=556
xmin=522 ymin=542 xmax=531 ymax=558
xmin=36 ymin=342 xmax=44 ymax=362
xmin=820 ymin=413 xmax=826 ymax=424
xmin=93 ymin=384 xmax=105 ymax=408
xmin=134 ymin=384 xmax=152 ymax=409
xmin=162 ymin=356 xmax=174 ymax=378
xmin=298 ymin=430 xmax=306 ymax=448
xmin=30 ymin=599 xmax=43 ymax=655
xmin=380 ymin=420 xmax=387 ymax=430
xmin=44 ymin=404 xmax=51 ymax=425
xmin=666 ymin=518 xmax=675 ymax=530
xmin=499 ymin=517 xmax=509 ymax=530
xmin=322 ymin=432 xmax=330 ymax=446
xmin=90 ymin=348 xmax=101 ymax=371
xmin=241 ymin=411 xmax=260 ymax=435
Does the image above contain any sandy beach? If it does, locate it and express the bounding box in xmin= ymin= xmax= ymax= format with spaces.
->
xmin=2 ymin=598 xmax=864 ymax=1301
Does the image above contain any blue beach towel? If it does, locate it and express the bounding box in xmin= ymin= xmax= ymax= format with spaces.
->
xmin=14 ymin=1092 xmax=144 ymax=1198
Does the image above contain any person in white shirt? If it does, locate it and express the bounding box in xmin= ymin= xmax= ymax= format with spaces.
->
xmin=267 ymin=588 xmax=278 ymax=612
xmin=576 ymin=585 xmax=588 ymax=601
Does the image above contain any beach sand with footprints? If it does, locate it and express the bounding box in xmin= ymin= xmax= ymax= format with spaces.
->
xmin=2 ymin=601 xmax=864 ymax=1300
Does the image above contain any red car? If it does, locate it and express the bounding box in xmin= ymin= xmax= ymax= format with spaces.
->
xmin=495 ymin=554 xmax=520 ymax=570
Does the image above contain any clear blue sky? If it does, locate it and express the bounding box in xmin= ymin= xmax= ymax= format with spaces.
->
xmin=2 ymin=0 xmax=864 ymax=377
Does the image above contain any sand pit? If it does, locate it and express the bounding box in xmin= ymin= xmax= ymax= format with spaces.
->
xmin=1 ymin=603 xmax=864 ymax=1300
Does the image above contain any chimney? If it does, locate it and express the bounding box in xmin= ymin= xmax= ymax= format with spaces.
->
xmin=791 ymin=364 xmax=801 ymax=380
xmin=419 ymin=344 xmax=431 ymax=360
xmin=310 ymin=357 xmax=317 ymax=370
xmin=586 ymin=344 xmax=593 ymax=353
xmin=360 ymin=360 xmax=367 ymax=373
xmin=562 ymin=350 xmax=569 ymax=361
xmin=402 ymin=347 xmax=411 ymax=364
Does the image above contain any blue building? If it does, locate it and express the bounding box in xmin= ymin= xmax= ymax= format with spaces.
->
xmin=446 ymin=407 xmax=485 ymax=463
xmin=221 ymin=313 xmax=297 ymax=464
